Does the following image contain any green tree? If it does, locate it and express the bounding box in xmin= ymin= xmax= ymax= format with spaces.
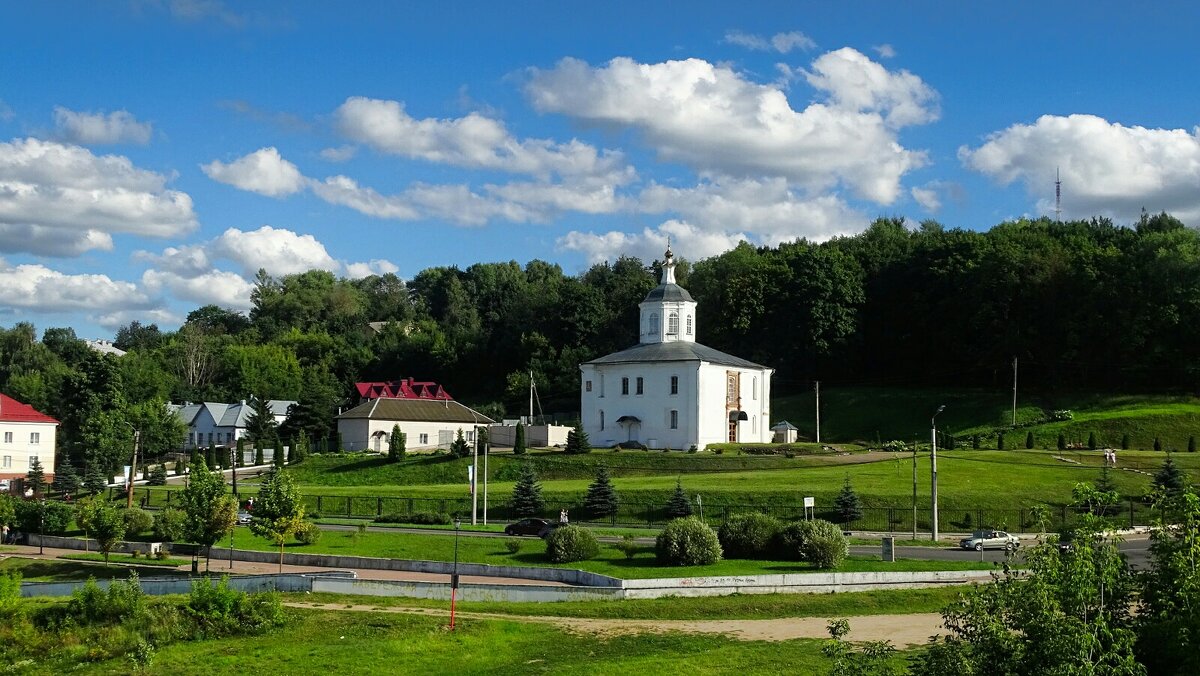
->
xmin=180 ymin=458 xmax=237 ymax=572
xmin=88 ymin=500 xmax=126 ymax=567
xmin=449 ymin=429 xmax=470 ymax=459
xmin=1190 ymin=436 xmax=1197 ymax=453
xmin=0 ymin=494 xmax=16 ymax=529
xmin=146 ymin=463 xmax=168 ymax=486
xmin=1088 ymin=431 xmax=1098 ymax=450
xmin=1154 ymin=437 xmax=1163 ymax=452
xmin=513 ymin=422 xmax=526 ymax=455
xmin=1154 ymin=454 xmax=1186 ymax=496
xmin=244 ymin=395 xmax=279 ymax=446
xmin=510 ymin=463 xmax=545 ymax=517
xmin=1025 ymin=431 xmax=1035 ymax=449
xmin=565 ymin=422 xmax=591 ymax=455
xmin=665 ymin=479 xmax=692 ymax=518
xmin=583 ymin=465 xmax=619 ymax=519
xmin=1057 ymin=433 xmax=1067 ymax=451
xmin=1138 ymin=488 xmax=1200 ymax=672
xmin=249 ymin=468 xmax=307 ymax=572
xmin=83 ymin=465 xmax=108 ymax=495
xmin=997 ymin=432 xmax=1005 ymax=450
xmin=235 ymin=437 xmax=245 ymax=467
xmin=1122 ymin=433 xmax=1131 ymax=450
xmin=273 ymin=440 xmax=285 ymax=468
xmin=387 ymin=424 xmax=405 ymax=462
xmin=254 ymin=440 xmax=264 ymax=466
xmin=834 ymin=476 xmax=864 ymax=524
xmin=51 ymin=455 xmax=80 ymax=496
xmin=1096 ymin=463 xmax=1118 ymax=495
xmin=25 ymin=457 xmax=45 ymax=497
xmin=290 ymin=435 xmax=307 ymax=465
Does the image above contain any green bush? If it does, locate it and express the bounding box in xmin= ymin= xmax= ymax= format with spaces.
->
xmin=69 ymin=574 xmax=148 ymax=623
xmin=772 ymin=521 xmax=810 ymax=561
xmin=122 ymin=507 xmax=154 ymax=536
xmin=0 ymin=571 xmax=20 ymax=616
xmin=14 ymin=499 xmax=72 ymax=535
xmin=545 ymin=525 xmax=600 ymax=563
xmin=798 ymin=519 xmax=847 ymax=569
xmin=614 ymin=534 xmax=641 ymax=560
xmin=656 ymin=516 xmax=722 ymax=566
xmin=717 ymin=512 xmax=782 ymax=559
xmin=152 ymin=508 xmax=187 ymax=542
xmin=295 ymin=521 xmax=322 ymax=545
xmin=504 ymin=539 xmax=522 ymax=554
xmin=186 ymin=576 xmax=286 ymax=636
xmin=375 ymin=511 xmax=452 ymax=525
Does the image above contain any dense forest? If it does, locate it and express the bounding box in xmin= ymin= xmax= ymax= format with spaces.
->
xmin=2 ymin=212 xmax=1198 ymax=474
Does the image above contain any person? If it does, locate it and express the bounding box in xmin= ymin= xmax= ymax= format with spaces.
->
xmin=1 ymin=524 xmax=8 ymax=544
xmin=559 ymin=508 xmax=567 ymax=523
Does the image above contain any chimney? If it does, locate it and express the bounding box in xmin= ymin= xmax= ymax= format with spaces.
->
xmin=241 ymin=399 xmax=247 ymax=406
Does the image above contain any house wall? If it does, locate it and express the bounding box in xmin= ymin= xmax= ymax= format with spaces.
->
xmin=696 ymin=365 xmax=772 ymax=447
xmin=0 ymin=420 xmax=57 ymax=480
xmin=338 ymin=419 xmax=482 ymax=452
xmin=487 ymin=424 xmax=571 ymax=448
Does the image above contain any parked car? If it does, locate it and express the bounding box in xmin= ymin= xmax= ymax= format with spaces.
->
xmin=1057 ymin=531 xmax=1076 ymax=554
xmin=537 ymin=522 xmax=569 ymax=539
xmin=959 ymin=529 xmax=1020 ymax=551
xmin=237 ymin=511 xmax=253 ymax=525
xmin=504 ymin=518 xmax=551 ymax=536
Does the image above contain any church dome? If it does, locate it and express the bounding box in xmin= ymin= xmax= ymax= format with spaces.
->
xmin=643 ymin=283 xmax=694 ymax=303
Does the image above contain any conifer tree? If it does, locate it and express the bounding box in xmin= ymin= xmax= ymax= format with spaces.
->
xmin=510 ymin=463 xmax=545 ymax=517
xmin=1096 ymin=463 xmax=1117 ymax=495
xmin=205 ymin=445 xmax=216 ymax=469
xmin=1057 ymin=433 xmax=1067 ymax=451
xmin=1026 ymin=431 xmax=1035 ymax=449
xmin=1155 ymin=454 xmax=1186 ymax=496
xmin=971 ymin=434 xmax=980 ymax=450
xmin=273 ymin=439 xmax=286 ymax=467
xmin=236 ymin=437 xmax=246 ymax=467
xmin=25 ymin=457 xmax=45 ymax=496
xmin=1154 ymin=437 xmax=1163 ymax=452
xmin=1121 ymin=433 xmax=1131 ymax=450
xmin=1088 ymin=432 xmax=1098 ymax=450
xmin=146 ymin=463 xmax=168 ymax=486
xmin=255 ymin=440 xmax=264 ymax=466
xmin=84 ymin=465 xmax=108 ymax=494
xmin=997 ymin=432 xmax=1006 ymax=450
xmin=450 ymin=429 xmax=470 ymax=458
xmin=51 ymin=455 xmax=81 ymax=495
xmin=513 ymin=422 xmax=527 ymax=455
xmin=584 ymin=465 xmax=619 ymax=518
xmin=388 ymin=424 xmax=405 ymax=462
xmin=292 ymin=434 xmax=308 ymax=464
xmin=834 ymin=475 xmax=864 ymax=524
xmin=1190 ymin=436 xmax=1196 ymax=453
xmin=665 ymin=479 xmax=692 ymax=518
xmin=566 ymin=422 xmax=591 ymax=454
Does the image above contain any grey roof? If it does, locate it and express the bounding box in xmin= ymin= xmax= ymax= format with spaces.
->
xmin=642 ymin=283 xmax=694 ymax=303
xmin=337 ymin=398 xmax=495 ymax=424
xmin=585 ymin=340 xmax=768 ymax=369
xmin=171 ymin=400 xmax=295 ymax=428
xmin=771 ymin=420 xmax=799 ymax=430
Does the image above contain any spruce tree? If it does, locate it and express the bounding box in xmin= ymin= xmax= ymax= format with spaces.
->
xmin=566 ymin=422 xmax=591 ymax=454
xmin=1154 ymin=454 xmax=1186 ymax=496
xmin=25 ymin=457 xmax=45 ymax=496
xmin=449 ymin=429 xmax=470 ymax=459
xmin=997 ymin=432 xmax=1006 ymax=450
xmin=1154 ymin=437 xmax=1163 ymax=452
xmin=1025 ymin=431 xmax=1035 ymax=449
xmin=205 ymin=446 xmax=216 ymax=469
xmin=1190 ymin=436 xmax=1197 ymax=453
xmin=1057 ymin=433 xmax=1067 ymax=451
xmin=583 ymin=465 xmax=619 ymax=518
xmin=388 ymin=424 xmax=405 ymax=462
xmin=513 ymin=422 xmax=527 ymax=455
xmin=255 ymin=440 xmax=264 ymax=466
xmin=1096 ymin=463 xmax=1117 ymax=494
xmin=236 ymin=437 xmax=246 ymax=467
xmin=665 ymin=479 xmax=692 ymax=518
xmin=273 ymin=440 xmax=286 ymax=467
xmin=51 ymin=455 xmax=80 ymax=495
xmin=834 ymin=475 xmax=864 ymax=524
xmin=1088 ymin=432 xmax=1098 ymax=451
xmin=292 ymin=434 xmax=309 ymax=464
xmin=510 ymin=463 xmax=545 ymax=517
xmin=147 ymin=463 xmax=168 ymax=486
xmin=971 ymin=434 xmax=981 ymax=450
xmin=84 ymin=465 xmax=108 ymax=495
xmin=190 ymin=447 xmax=201 ymax=466
xmin=1121 ymin=433 xmax=1131 ymax=450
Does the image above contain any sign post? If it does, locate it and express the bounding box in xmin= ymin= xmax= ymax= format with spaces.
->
xmin=803 ymin=496 xmax=815 ymax=521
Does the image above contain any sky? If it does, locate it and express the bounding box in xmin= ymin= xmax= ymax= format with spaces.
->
xmin=3 ymin=1 xmax=1200 ymax=339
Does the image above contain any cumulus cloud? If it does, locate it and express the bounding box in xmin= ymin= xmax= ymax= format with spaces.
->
xmin=960 ymin=114 xmax=1200 ymax=223
xmin=525 ymin=52 xmax=935 ymax=204
xmin=911 ymin=185 xmax=941 ymax=212
xmin=0 ymin=259 xmax=153 ymax=313
xmin=319 ymin=145 xmax=357 ymax=162
xmin=141 ymin=268 xmax=255 ymax=311
xmin=0 ymin=137 xmax=196 ymax=255
xmin=333 ymin=96 xmax=633 ymax=182
xmin=723 ymin=30 xmax=816 ymax=53
xmin=210 ymin=225 xmax=339 ymax=277
xmin=873 ymin=44 xmax=897 ymax=59
xmin=202 ymin=147 xmax=307 ymax=197
xmin=560 ymin=220 xmax=751 ymax=265
xmin=132 ymin=243 xmax=212 ymax=278
xmin=345 ymin=259 xmax=400 ymax=279
xmin=53 ymin=107 xmax=153 ymax=145
xmin=310 ymin=175 xmax=420 ymax=220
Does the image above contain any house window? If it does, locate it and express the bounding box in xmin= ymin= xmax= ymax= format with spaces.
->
xmin=687 ymin=314 xmax=693 ymax=335
xmin=670 ymin=376 xmax=678 ymax=395
xmin=621 ymin=377 xmax=629 ymax=395
xmin=726 ymin=373 xmax=738 ymax=405
xmin=419 ymin=433 xmax=429 ymax=445
xmin=2 ymin=456 xmax=10 ymax=468
xmin=667 ymin=312 xmax=679 ymax=335
xmin=30 ymin=432 xmax=40 ymax=445
xmin=600 ymin=410 xmax=605 ymax=431
xmin=636 ymin=377 xmax=644 ymax=395
xmin=670 ymin=410 xmax=678 ymax=429
xmin=28 ymin=455 xmax=37 ymax=468
xmin=466 ymin=430 xmax=475 ymax=443
xmin=649 ymin=313 xmax=659 ymax=335
xmin=753 ymin=376 xmax=758 ymax=400
xmin=599 ymin=375 xmax=605 ymax=397
xmin=207 ymin=432 xmax=213 ymax=445
xmin=2 ymin=432 xmax=10 ymax=444
xmin=585 ymin=380 xmax=592 ymax=392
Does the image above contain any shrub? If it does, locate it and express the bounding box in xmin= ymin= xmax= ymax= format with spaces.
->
xmin=187 ymin=576 xmax=286 ymax=635
xmin=504 ymin=539 xmax=522 ymax=555
xmin=971 ymin=435 xmax=981 ymax=450
xmin=14 ymin=499 xmax=72 ymax=535
xmin=69 ymin=574 xmax=147 ymax=623
xmin=688 ymin=445 xmax=698 ymax=454
xmin=295 ymin=521 xmax=322 ymax=545
xmin=614 ymin=534 xmax=640 ymax=560
xmin=0 ymin=571 xmax=20 ymax=616
xmin=375 ymin=511 xmax=451 ymax=525
xmin=155 ymin=547 xmax=171 ymax=561
xmin=798 ymin=519 xmax=847 ymax=569
xmin=545 ymin=525 xmax=600 ymax=563
xmin=656 ymin=517 xmax=722 ymax=566
xmin=153 ymin=508 xmax=187 ymax=542
xmin=1057 ymin=433 xmax=1067 ymax=451
xmin=773 ymin=521 xmax=811 ymax=561
xmin=122 ymin=507 xmax=154 ymax=536
xmin=717 ymin=512 xmax=782 ymax=559
xmin=1051 ymin=410 xmax=1074 ymax=421
xmin=1026 ymin=432 xmax=1035 ymax=449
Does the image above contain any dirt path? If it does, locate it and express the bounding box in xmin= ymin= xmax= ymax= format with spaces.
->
xmin=284 ymin=602 xmax=945 ymax=646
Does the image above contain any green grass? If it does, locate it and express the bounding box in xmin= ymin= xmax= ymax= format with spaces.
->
xmin=83 ymin=605 xmax=904 ymax=675
xmin=0 ymin=557 xmax=187 ymax=581
xmin=60 ymin=552 xmax=190 ymax=567
xmin=317 ymin=517 xmax=657 ymax=538
xmin=291 ymin=586 xmax=967 ymax=620
xmin=227 ymin=528 xmax=997 ymax=579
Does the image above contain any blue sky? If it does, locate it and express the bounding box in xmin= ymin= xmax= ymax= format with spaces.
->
xmin=3 ymin=1 xmax=1200 ymax=339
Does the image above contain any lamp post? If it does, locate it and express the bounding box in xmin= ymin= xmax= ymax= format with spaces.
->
xmin=120 ymin=423 xmax=140 ymax=509
xmin=931 ymin=405 xmax=946 ymax=542
xmin=450 ymin=517 xmax=461 ymax=630
xmin=39 ymin=498 xmax=45 ymax=555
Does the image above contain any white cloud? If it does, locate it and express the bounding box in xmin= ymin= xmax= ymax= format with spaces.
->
xmin=141 ymin=268 xmax=254 ymax=311
xmin=960 ymin=114 xmax=1200 ymax=223
xmin=0 ymin=260 xmax=153 ymax=312
xmin=0 ymin=100 xmax=14 ymax=122
xmin=162 ymin=0 xmax=247 ymax=28
xmin=0 ymin=137 xmax=196 ymax=255
xmin=344 ymin=259 xmax=399 ymax=279
xmin=723 ymin=30 xmax=816 ymax=53
xmin=911 ymin=186 xmax=941 ymax=212
xmin=201 ymin=147 xmax=307 ymax=197
xmin=132 ymin=244 xmax=212 ymax=278
xmin=525 ymin=52 xmax=934 ymax=204
xmin=333 ymin=96 xmax=632 ymax=182
xmin=211 ymin=225 xmax=339 ymax=277
xmin=319 ymin=145 xmax=357 ymax=162
xmin=310 ymin=175 xmax=420 ymax=220
xmin=53 ymin=107 xmax=153 ymax=145
xmin=95 ymin=308 xmax=180 ymax=330
xmin=559 ymin=220 xmax=750 ymax=265
xmin=873 ymin=44 xmax=897 ymax=59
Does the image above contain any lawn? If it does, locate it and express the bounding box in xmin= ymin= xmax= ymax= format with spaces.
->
xmin=0 ymin=557 xmax=187 ymax=581
xmin=60 ymin=552 xmax=190 ymax=567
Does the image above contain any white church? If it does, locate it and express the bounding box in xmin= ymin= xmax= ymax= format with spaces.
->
xmin=580 ymin=245 xmax=774 ymax=449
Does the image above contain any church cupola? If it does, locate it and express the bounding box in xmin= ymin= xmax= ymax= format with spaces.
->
xmin=638 ymin=241 xmax=698 ymax=345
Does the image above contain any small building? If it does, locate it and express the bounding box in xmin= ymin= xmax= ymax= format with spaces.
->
xmin=336 ymin=398 xmax=494 ymax=453
xmin=771 ymin=420 xmax=800 ymax=444
xmin=0 ymin=394 xmax=58 ymax=484
xmin=85 ymin=339 xmax=126 ymax=357
xmin=171 ymin=399 xmax=295 ymax=449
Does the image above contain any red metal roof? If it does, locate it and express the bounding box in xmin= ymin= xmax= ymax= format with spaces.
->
xmin=354 ymin=378 xmax=452 ymax=401
xmin=0 ymin=394 xmax=59 ymax=424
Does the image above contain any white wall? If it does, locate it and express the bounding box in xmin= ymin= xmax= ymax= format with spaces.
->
xmin=487 ymin=424 xmax=571 ymax=448
xmin=338 ymin=419 xmax=481 ymax=452
xmin=0 ymin=421 xmax=57 ymax=479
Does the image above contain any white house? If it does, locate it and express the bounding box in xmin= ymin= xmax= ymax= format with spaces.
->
xmin=336 ymin=398 xmax=494 ymax=452
xmin=579 ymin=245 xmax=774 ymax=449
xmin=0 ymin=394 xmax=58 ymax=483
xmin=171 ymin=400 xmax=295 ymax=449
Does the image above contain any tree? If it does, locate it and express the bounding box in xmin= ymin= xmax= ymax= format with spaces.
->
xmin=1154 ymin=454 xmax=1186 ymax=496
xmin=87 ymin=500 xmax=126 ymax=567
xmin=0 ymin=494 xmax=16 ymax=529
xmin=291 ymin=435 xmax=308 ymax=465
xmin=25 ymin=457 xmax=45 ymax=497
xmin=254 ymin=440 xmax=264 ymax=466
xmin=244 ymin=394 xmax=279 ymax=446
xmin=449 ymin=429 xmax=470 ymax=459
xmin=513 ymin=422 xmax=527 ymax=455
xmin=665 ymin=479 xmax=692 ymax=518
xmin=180 ymin=458 xmax=237 ymax=572
xmin=1190 ymin=436 xmax=1197 ymax=453
xmin=1025 ymin=431 xmax=1035 ymax=449
xmin=583 ymin=465 xmax=619 ymax=519
xmin=1155 ymin=437 xmax=1163 ymax=452
xmin=565 ymin=422 xmax=591 ymax=455
xmin=388 ymin=424 xmax=405 ymax=462
xmin=146 ymin=463 xmax=168 ymax=486
xmin=250 ymin=468 xmax=307 ymax=572
xmin=235 ymin=437 xmax=245 ymax=467
xmin=510 ymin=463 xmax=545 ymax=517
xmin=834 ymin=475 xmax=864 ymax=524
xmin=1096 ymin=463 xmax=1118 ymax=495
xmin=1122 ymin=433 xmax=1131 ymax=450
xmin=273 ymin=439 xmax=286 ymax=468
xmin=997 ymin=432 xmax=1005 ymax=450
xmin=1138 ymin=488 xmax=1200 ymax=673
xmin=1057 ymin=433 xmax=1067 ymax=451
xmin=1088 ymin=431 xmax=1098 ymax=450
xmin=51 ymin=455 xmax=80 ymax=496
xmin=83 ymin=465 xmax=108 ymax=495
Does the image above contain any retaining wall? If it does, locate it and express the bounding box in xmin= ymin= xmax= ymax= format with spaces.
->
xmin=312 ymin=577 xmax=623 ymax=603
xmin=20 ymin=571 xmax=355 ymax=598
xmin=619 ymin=570 xmax=994 ymax=599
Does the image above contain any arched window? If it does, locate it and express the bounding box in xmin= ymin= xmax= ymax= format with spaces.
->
xmin=649 ymin=313 xmax=659 ymax=335
xmin=667 ymin=312 xmax=679 ymax=335
xmin=686 ymin=314 xmax=693 ymax=335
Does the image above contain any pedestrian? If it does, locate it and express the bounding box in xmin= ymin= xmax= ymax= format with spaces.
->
xmin=1 ymin=524 xmax=8 ymax=544
xmin=559 ymin=508 xmax=567 ymax=523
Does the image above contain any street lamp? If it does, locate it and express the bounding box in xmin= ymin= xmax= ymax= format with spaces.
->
xmin=450 ymin=517 xmax=461 ymax=630
xmin=38 ymin=497 xmax=45 ymax=555
xmin=931 ymin=405 xmax=946 ymax=542
xmin=120 ymin=422 xmax=140 ymax=509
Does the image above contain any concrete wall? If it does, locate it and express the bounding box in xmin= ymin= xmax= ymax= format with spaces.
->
xmin=21 ymin=571 xmax=355 ymax=598
xmin=312 ymin=577 xmax=624 ymax=603
xmin=28 ymin=534 xmax=167 ymax=556
xmin=487 ymin=424 xmax=571 ymax=448
xmin=619 ymin=569 xmax=994 ymax=599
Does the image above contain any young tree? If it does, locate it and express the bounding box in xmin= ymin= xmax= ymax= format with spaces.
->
xmin=291 ymin=435 xmax=307 ymax=464
xmin=83 ymin=465 xmax=108 ymax=495
xmin=1154 ymin=454 xmax=1186 ymax=496
xmin=235 ymin=437 xmax=245 ymax=467
xmin=1154 ymin=437 xmax=1163 ymax=452
xmin=273 ymin=439 xmax=286 ymax=468
xmin=997 ymin=432 xmax=1006 ymax=450
xmin=25 ymin=457 xmax=45 ymax=497
xmin=388 ymin=424 xmax=405 ymax=462
xmin=513 ymin=422 xmax=527 ymax=455
xmin=1088 ymin=432 xmax=1098 ymax=450
xmin=450 ymin=429 xmax=470 ymax=459
xmin=180 ymin=458 xmax=237 ymax=572
xmin=834 ymin=475 xmax=864 ymax=524
xmin=1139 ymin=487 xmax=1200 ymax=673
xmin=566 ymin=422 xmax=591 ymax=455
xmin=244 ymin=394 xmax=279 ymax=446
xmin=1190 ymin=436 xmax=1197 ymax=453
xmin=250 ymin=468 xmax=307 ymax=572
xmin=665 ymin=479 xmax=693 ymax=518
xmin=971 ymin=434 xmax=980 ymax=450
xmin=1121 ymin=433 xmax=1131 ymax=450
xmin=88 ymin=500 xmax=126 ymax=567
xmin=1025 ymin=431 xmax=1035 ymax=449
xmin=583 ymin=465 xmax=619 ymax=519
xmin=254 ymin=440 xmax=264 ymax=466
xmin=1096 ymin=463 xmax=1118 ymax=495
xmin=146 ymin=463 xmax=168 ymax=486
xmin=510 ymin=463 xmax=545 ymax=517
xmin=51 ymin=455 xmax=81 ymax=496
xmin=1057 ymin=433 xmax=1067 ymax=451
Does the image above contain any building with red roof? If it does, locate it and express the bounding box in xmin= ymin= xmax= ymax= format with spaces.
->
xmin=0 ymin=394 xmax=58 ymax=483
xmin=354 ymin=378 xmax=452 ymax=402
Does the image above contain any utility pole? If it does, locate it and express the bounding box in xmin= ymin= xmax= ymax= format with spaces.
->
xmin=931 ymin=405 xmax=945 ymax=541
xmin=482 ymin=431 xmax=489 ymax=525
xmin=529 ymin=369 xmax=534 ymax=425
xmin=471 ymin=432 xmax=479 ymax=525
xmin=912 ymin=440 xmax=918 ymax=540
xmin=1011 ymin=357 xmax=1018 ymax=427
xmin=126 ymin=430 xmax=139 ymax=509
xmin=814 ymin=381 xmax=821 ymax=444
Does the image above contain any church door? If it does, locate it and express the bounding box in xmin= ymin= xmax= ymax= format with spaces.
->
xmin=728 ymin=420 xmax=737 ymax=443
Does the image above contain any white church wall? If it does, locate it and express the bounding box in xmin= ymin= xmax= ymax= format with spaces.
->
xmin=580 ymin=362 xmax=699 ymax=450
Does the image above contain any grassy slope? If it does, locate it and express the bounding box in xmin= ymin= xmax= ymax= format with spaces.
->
xmin=0 ymin=557 xmax=186 ymax=581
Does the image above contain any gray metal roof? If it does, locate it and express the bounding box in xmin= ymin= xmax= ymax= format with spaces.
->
xmin=642 ymin=283 xmax=694 ymax=303
xmin=585 ymin=340 xmax=768 ymax=369
xmin=337 ymin=398 xmax=495 ymax=424
xmin=771 ymin=420 xmax=799 ymax=430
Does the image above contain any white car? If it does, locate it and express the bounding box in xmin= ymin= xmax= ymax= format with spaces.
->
xmin=959 ymin=529 xmax=1019 ymax=551
xmin=237 ymin=511 xmax=252 ymax=525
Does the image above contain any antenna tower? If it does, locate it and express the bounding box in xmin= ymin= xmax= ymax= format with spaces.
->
xmin=1055 ymin=167 xmax=1062 ymax=222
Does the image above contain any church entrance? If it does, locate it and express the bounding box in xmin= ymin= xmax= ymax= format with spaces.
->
xmin=728 ymin=420 xmax=737 ymax=443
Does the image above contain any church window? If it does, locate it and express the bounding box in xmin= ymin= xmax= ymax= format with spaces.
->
xmin=726 ymin=373 xmax=738 ymax=406
xmin=752 ymin=415 xmax=757 ymax=433
xmin=585 ymin=380 xmax=592 ymax=392
xmin=686 ymin=314 xmax=693 ymax=335
xmin=649 ymin=313 xmax=659 ymax=335
xmin=670 ymin=410 xmax=678 ymax=429
xmin=600 ymin=410 xmax=605 ymax=430
xmin=667 ymin=312 xmax=679 ymax=335
xmin=752 ymin=377 xmax=758 ymax=400
xmin=636 ymin=377 xmax=644 ymax=395
xmin=621 ymin=377 xmax=629 ymax=395
xmin=599 ymin=375 xmax=605 ymax=397
xmin=670 ymin=375 xmax=678 ymax=395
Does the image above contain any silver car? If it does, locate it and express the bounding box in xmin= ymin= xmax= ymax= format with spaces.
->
xmin=959 ymin=529 xmax=1019 ymax=551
